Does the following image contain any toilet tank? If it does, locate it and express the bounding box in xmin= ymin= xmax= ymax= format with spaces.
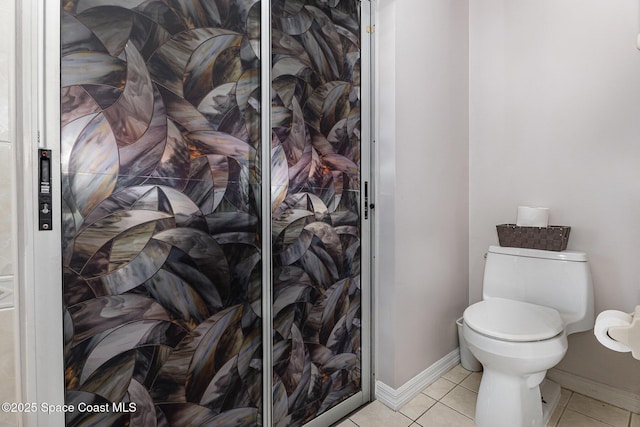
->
xmin=483 ymin=245 xmax=594 ymax=335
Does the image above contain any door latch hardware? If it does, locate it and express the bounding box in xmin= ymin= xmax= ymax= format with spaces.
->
xmin=38 ymin=149 xmax=53 ymax=231
xmin=364 ymin=181 xmax=370 ymax=219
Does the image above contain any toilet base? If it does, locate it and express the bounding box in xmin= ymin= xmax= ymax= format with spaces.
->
xmin=462 ymin=320 xmax=568 ymax=427
xmin=475 ymin=368 xmax=550 ymax=427
xmin=540 ymin=379 xmax=561 ymax=425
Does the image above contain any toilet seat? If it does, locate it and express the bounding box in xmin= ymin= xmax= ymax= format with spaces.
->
xmin=464 ymin=298 xmax=564 ymax=342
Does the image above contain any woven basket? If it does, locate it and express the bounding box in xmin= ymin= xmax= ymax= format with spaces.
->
xmin=496 ymin=224 xmax=571 ymax=252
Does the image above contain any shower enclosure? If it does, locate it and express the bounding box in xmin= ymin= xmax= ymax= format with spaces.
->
xmin=34 ymin=0 xmax=374 ymax=426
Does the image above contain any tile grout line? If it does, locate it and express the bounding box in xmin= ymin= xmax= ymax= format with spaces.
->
xmin=400 ymin=412 xmax=415 ymax=425
xmin=411 ymin=372 xmax=477 ymax=425
xmin=565 ymin=392 xmax=634 ymax=427
xmin=401 ymin=403 xmax=436 ymax=424
xmin=551 ymin=390 xmax=575 ymax=427
xmin=551 ymin=400 xmax=570 ymax=427
xmin=438 ymin=400 xmax=475 ymax=422
xmin=345 ymin=365 xmax=637 ymax=427
xmin=561 ymin=407 xmax=628 ymax=427
xmin=458 ymin=382 xmax=479 ymax=393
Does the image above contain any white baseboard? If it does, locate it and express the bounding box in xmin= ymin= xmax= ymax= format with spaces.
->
xmin=375 ymin=349 xmax=461 ymax=411
xmin=547 ymin=368 xmax=640 ymax=413
xmin=374 ymin=351 xmax=640 ymax=414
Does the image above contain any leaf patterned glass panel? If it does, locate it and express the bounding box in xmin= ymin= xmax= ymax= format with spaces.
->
xmin=61 ymin=1 xmax=262 ymax=425
xmin=271 ymin=0 xmax=362 ymax=425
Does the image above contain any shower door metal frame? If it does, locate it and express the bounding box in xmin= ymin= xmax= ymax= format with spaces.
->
xmin=264 ymin=1 xmax=375 ymax=425
xmin=17 ymin=0 xmax=375 ymax=425
xmin=17 ymin=0 xmax=65 ymax=425
xmin=295 ymin=1 xmax=375 ymax=425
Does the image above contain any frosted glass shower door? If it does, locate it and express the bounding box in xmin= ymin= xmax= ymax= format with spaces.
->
xmin=56 ymin=0 xmax=370 ymax=426
xmin=60 ymin=1 xmax=263 ymax=425
xmin=270 ymin=0 xmax=371 ymax=425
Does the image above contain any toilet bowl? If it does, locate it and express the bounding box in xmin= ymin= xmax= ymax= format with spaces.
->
xmin=463 ymin=298 xmax=568 ymax=427
xmin=463 ymin=246 xmax=594 ymax=427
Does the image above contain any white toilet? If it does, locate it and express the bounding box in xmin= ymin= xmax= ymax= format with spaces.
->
xmin=463 ymin=245 xmax=594 ymax=427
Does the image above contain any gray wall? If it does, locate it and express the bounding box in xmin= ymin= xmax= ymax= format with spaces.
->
xmin=376 ymin=0 xmax=470 ymax=389
xmin=469 ymin=0 xmax=640 ymax=394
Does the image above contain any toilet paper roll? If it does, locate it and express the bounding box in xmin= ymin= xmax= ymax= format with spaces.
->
xmin=516 ymin=206 xmax=549 ymax=227
xmin=594 ymin=310 xmax=633 ymax=353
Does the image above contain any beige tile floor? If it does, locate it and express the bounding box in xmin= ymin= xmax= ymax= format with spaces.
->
xmin=334 ymin=364 xmax=640 ymax=427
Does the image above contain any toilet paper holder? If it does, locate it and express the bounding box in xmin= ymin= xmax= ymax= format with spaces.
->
xmin=603 ymin=306 xmax=640 ymax=360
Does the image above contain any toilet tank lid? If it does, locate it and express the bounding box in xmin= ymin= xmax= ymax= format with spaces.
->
xmin=488 ymin=245 xmax=587 ymax=262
